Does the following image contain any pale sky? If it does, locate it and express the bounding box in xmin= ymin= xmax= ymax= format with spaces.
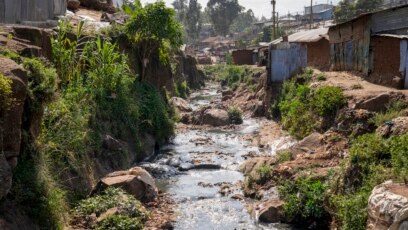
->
xmin=140 ymin=0 xmax=341 ymax=18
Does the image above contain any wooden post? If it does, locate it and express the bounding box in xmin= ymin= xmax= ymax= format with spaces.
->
xmin=310 ymin=0 xmax=313 ymax=29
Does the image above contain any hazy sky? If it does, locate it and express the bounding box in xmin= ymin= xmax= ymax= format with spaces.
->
xmin=140 ymin=0 xmax=341 ymax=18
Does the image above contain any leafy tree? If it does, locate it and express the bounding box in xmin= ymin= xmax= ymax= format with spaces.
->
xmin=172 ymin=0 xmax=188 ymax=22
xmin=355 ymin=0 xmax=383 ymax=14
xmin=185 ymin=0 xmax=202 ymax=43
xmin=206 ymin=0 xmax=243 ymax=36
xmin=229 ymin=9 xmax=257 ymax=34
xmin=334 ymin=0 xmax=383 ymax=23
xmin=124 ymin=0 xmax=183 ymax=81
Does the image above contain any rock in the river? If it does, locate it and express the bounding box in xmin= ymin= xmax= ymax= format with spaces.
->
xmin=92 ymin=167 xmax=158 ymax=202
xmin=367 ymin=181 xmax=408 ymax=230
xmin=169 ymin=97 xmax=192 ymax=112
xmin=256 ymin=199 xmax=286 ymax=223
xmin=102 ymin=135 xmax=122 ymax=151
xmin=202 ymin=108 xmax=229 ymax=126
xmin=178 ymin=163 xmax=194 ymax=171
xmin=376 ymin=117 xmax=408 ymax=138
xmin=0 ymin=154 xmax=12 ymax=200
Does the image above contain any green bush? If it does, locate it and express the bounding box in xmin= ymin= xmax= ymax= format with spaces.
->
xmin=311 ymin=86 xmax=346 ymax=116
xmin=256 ymin=164 xmax=272 ymax=184
xmin=74 ymin=188 xmax=147 ymax=219
xmin=228 ymin=106 xmax=243 ymax=124
xmin=350 ymin=133 xmax=390 ymax=170
xmin=22 ymin=57 xmax=58 ymax=108
xmin=389 ymin=134 xmax=408 ymax=183
xmin=74 ymin=188 xmax=148 ymax=230
xmin=369 ymin=101 xmax=407 ymax=127
xmin=330 ymin=190 xmax=370 ymax=230
xmin=278 ymin=177 xmax=329 ymax=225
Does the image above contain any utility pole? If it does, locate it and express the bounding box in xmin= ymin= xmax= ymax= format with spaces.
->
xmin=271 ymin=0 xmax=276 ymax=39
xmin=310 ymin=0 xmax=313 ymax=29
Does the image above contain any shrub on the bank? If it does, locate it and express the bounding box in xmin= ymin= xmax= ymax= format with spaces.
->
xmin=312 ymin=86 xmax=346 ymax=116
xmin=277 ymin=74 xmax=346 ymax=139
xmin=278 ymin=177 xmax=329 ymax=224
xmin=276 ymin=150 xmax=293 ymax=164
xmin=228 ymin=106 xmax=243 ymax=124
xmin=256 ymin=164 xmax=272 ymax=184
xmin=316 ymin=73 xmax=327 ymax=81
xmin=389 ymin=134 xmax=408 ymax=184
xmin=97 ymin=215 xmax=144 ymax=230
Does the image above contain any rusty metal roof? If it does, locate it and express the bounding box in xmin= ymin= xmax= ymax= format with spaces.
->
xmin=269 ymin=27 xmax=329 ymax=45
xmin=372 ymin=34 xmax=408 ymax=39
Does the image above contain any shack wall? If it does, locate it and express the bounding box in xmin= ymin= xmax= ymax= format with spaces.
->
xmin=0 ymin=0 xmax=66 ymax=24
xmin=269 ymin=42 xmax=307 ymax=82
xmin=306 ymin=38 xmax=330 ymax=70
xmin=371 ymin=6 xmax=408 ymax=33
xmin=232 ymin=50 xmax=254 ymax=65
xmin=329 ymin=16 xmax=371 ymax=74
xmin=369 ymin=37 xmax=403 ymax=88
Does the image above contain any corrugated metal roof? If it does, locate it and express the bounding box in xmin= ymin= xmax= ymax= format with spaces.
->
xmin=372 ymin=34 xmax=408 ymax=39
xmin=269 ymin=27 xmax=329 ymax=45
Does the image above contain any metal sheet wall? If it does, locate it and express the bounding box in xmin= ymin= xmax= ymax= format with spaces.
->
xmin=372 ymin=7 xmax=408 ymax=33
xmin=0 ymin=0 xmax=65 ymax=24
xmin=269 ymin=42 xmax=307 ymax=82
xmin=329 ymin=17 xmax=371 ymax=74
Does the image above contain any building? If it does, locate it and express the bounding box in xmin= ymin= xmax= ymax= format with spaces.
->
xmin=329 ymin=5 xmax=408 ymax=89
xmin=232 ymin=49 xmax=257 ymax=65
xmin=267 ymin=28 xmax=330 ymax=82
xmin=0 ymin=0 xmax=66 ymax=24
xmin=303 ymin=4 xmax=334 ymax=22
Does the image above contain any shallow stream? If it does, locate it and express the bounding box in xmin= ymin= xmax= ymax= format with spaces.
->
xmin=141 ymin=82 xmax=294 ymax=230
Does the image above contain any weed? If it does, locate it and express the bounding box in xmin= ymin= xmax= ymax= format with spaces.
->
xmin=0 ymin=73 xmax=13 ymax=110
xmin=369 ymin=101 xmax=407 ymax=127
xmin=228 ymin=106 xmax=243 ymax=124
xmin=389 ymin=134 xmax=408 ymax=184
xmin=276 ymin=150 xmax=293 ymax=164
xmin=256 ymin=164 xmax=272 ymax=184
xmin=175 ymin=80 xmax=190 ymax=99
xmin=316 ymin=73 xmax=327 ymax=81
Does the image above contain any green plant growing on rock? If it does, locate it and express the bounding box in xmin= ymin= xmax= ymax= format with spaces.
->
xmin=276 ymin=150 xmax=293 ymax=164
xmin=0 ymin=73 xmax=13 ymax=110
xmin=256 ymin=164 xmax=272 ymax=184
xmin=175 ymin=80 xmax=190 ymax=99
xmin=228 ymin=106 xmax=243 ymax=124
xmin=73 ymin=187 xmax=148 ymax=229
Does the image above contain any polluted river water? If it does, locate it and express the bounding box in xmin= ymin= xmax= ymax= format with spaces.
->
xmin=140 ymin=82 xmax=295 ymax=230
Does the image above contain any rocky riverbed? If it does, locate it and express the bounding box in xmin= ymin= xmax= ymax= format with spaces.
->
xmin=139 ymin=82 xmax=296 ymax=229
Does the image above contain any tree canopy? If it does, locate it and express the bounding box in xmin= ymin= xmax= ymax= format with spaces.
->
xmin=124 ymin=0 xmax=183 ymax=80
xmin=334 ymin=0 xmax=383 ymax=23
xmin=206 ymin=0 xmax=244 ymax=36
xmin=229 ymin=9 xmax=257 ymax=34
xmin=185 ymin=0 xmax=202 ymax=43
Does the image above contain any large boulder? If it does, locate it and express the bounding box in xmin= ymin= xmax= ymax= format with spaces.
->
xmin=367 ymin=181 xmax=408 ymax=230
xmin=376 ymin=117 xmax=408 ymax=138
xmin=255 ymin=199 xmax=286 ymax=223
xmin=354 ymin=93 xmax=405 ymax=112
xmin=0 ymin=154 xmax=12 ymax=200
xmin=202 ymin=108 xmax=229 ymax=126
xmin=169 ymin=97 xmax=192 ymax=113
xmin=91 ymin=167 xmax=158 ymax=202
xmin=0 ymin=58 xmax=28 ymax=200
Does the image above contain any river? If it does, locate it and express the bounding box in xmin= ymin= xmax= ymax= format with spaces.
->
xmin=141 ymin=82 xmax=294 ymax=230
